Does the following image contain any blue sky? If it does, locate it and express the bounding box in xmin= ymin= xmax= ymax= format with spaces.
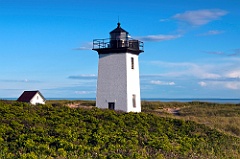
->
xmin=0 ymin=0 xmax=240 ymax=99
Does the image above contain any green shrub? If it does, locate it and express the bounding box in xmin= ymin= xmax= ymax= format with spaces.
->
xmin=0 ymin=100 xmax=239 ymax=158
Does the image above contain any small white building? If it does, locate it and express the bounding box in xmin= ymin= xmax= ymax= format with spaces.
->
xmin=17 ymin=90 xmax=46 ymax=105
xmin=92 ymin=23 xmax=144 ymax=112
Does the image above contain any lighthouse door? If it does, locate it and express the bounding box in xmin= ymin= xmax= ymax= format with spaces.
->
xmin=108 ymin=102 xmax=115 ymax=110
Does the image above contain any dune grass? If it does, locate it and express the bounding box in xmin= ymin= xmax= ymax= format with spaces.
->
xmin=142 ymin=101 xmax=240 ymax=137
xmin=0 ymin=99 xmax=239 ymax=158
xmin=0 ymin=101 xmax=240 ymax=159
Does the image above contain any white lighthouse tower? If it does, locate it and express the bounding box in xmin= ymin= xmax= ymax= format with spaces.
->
xmin=93 ymin=23 xmax=144 ymax=112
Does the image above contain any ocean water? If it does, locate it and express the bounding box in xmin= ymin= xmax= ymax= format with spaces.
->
xmin=49 ymin=98 xmax=240 ymax=104
xmin=2 ymin=98 xmax=240 ymax=104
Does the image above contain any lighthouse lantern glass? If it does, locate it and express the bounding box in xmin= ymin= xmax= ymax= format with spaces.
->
xmin=110 ymin=32 xmax=128 ymax=41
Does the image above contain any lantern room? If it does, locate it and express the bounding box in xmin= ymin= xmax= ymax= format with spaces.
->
xmin=110 ymin=22 xmax=129 ymax=40
xmin=93 ymin=23 xmax=144 ymax=54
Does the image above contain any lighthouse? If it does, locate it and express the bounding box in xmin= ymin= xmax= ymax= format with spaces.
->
xmin=92 ymin=23 xmax=144 ymax=112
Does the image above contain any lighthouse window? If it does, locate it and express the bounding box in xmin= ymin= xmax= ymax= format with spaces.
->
xmin=131 ymin=57 xmax=134 ymax=69
xmin=132 ymin=94 xmax=136 ymax=108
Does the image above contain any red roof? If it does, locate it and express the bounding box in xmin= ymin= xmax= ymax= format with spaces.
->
xmin=17 ymin=91 xmax=45 ymax=102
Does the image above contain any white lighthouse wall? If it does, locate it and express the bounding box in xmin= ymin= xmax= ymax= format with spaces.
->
xmin=126 ymin=53 xmax=141 ymax=112
xmin=96 ymin=52 xmax=141 ymax=112
xmin=96 ymin=53 xmax=128 ymax=111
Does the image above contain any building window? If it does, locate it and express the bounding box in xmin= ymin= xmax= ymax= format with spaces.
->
xmin=132 ymin=94 xmax=136 ymax=108
xmin=131 ymin=57 xmax=134 ymax=69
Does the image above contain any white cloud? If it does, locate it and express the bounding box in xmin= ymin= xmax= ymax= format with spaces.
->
xmin=229 ymin=49 xmax=240 ymax=57
xmin=225 ymin=70 xmax=240 ymax=79
xmin=206 ymin=81 xmax=240 ymax=90
xmin=74 ymin=42 xmax=92 ymax=50
xmin=150 ymin=80 xmax=175 ymax=86
xmin=205 ymin=49 xmax=240 ymax=57
xmin=145 ymin=58 xmax=240 ymax=91
xmin=198 ymin=30 xmax=225 ymax=36
xmin=75 ymin=91 xmax=96 ymax=94
xmin=173 ymin=9 xmax=228 ymax=26
xmin=198 ymin=72 xmax=221 ymax=79
xmin=198 ymin=81 xmax=207 ymax=87
xmin=0 ymin=79 xmax=39 ymax=83
xmin=136 ymin=34 xmax=181 ymax=42
xmin=149 ymin=61 xmax=221 ymax=80
xmin=159 ymin=19 xmax=170 ymax=22
xmin=205 ymin=51 xmax=225 ymax=55
xmin=225 ymin=82 xmax=240 ymax=90
xmin=69 ymin=74 xmax=97 ymax=80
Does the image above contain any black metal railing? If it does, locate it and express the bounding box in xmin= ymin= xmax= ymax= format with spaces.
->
xmin=93 ymin=38 xmax=144 ymax=51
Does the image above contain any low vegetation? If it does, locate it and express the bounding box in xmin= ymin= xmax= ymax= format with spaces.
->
xmin=142 ymin=101 xmax=240 ymax=137
xmin=0 ymin=100 xmax=239 ymax=158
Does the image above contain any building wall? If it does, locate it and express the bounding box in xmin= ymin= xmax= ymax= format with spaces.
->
xmin=126 ymin=53 xmax=141 ymax=112
xmin=30 ymin=93 xmax=45 ymax=105
xmin=96 ymin=52 xmax=141 ymax=112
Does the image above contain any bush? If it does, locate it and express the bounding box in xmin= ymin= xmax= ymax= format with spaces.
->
xmin=0 ymin=100 xmax=239 ymax=158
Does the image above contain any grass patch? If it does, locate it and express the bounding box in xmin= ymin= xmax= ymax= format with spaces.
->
xmin=142 ymin=101 xmax=240 ymax=137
